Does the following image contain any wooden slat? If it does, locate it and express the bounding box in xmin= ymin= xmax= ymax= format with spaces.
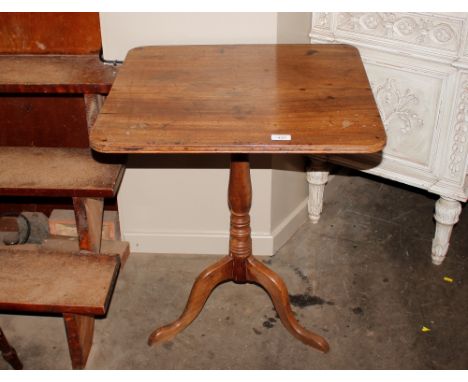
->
xmin=0 ymin=96 xmax=89 ymax=148
xmin=0 ymin=147 xmax=124 ymax=197
xmin=0 ymin=55 xmax=117 ymax=94
xmin=0 ymin=249 xmax=120 ymax=315
xmin=90 ymin=44 xmax=386 ymax=154
xmin=0 ymin=13 xmax=102 ymax=55
xmin=43 ymin=238 xmax=130 ymax=267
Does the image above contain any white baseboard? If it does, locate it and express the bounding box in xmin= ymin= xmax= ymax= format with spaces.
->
xmin=272 ymin=198 xmax=309 ymax=253
xmin=123 ymin=198 xmax=308 ymax=256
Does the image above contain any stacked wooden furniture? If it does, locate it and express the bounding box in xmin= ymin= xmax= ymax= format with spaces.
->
xmin=0 ymin=52 xmax=124 ymax=369
xmin=0 ymin=13 xmax=114 ymax=213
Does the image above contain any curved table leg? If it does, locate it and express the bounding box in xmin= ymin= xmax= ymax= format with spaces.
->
xmin=0 ymin=327 xmax=23 ymax=370
xmin=148 ymin=256 xmax=233 ymax=345
xmin=148 ymin=154 xmax=329 ymax=353
xmin=246 ymin=257 xmax=330 ymax=352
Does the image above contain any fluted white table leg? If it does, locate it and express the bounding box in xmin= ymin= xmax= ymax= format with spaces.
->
xmin=306 ymin=159 xmax=329 ymax=224
xmin=431 ymin=196 xmax=462 ymax=265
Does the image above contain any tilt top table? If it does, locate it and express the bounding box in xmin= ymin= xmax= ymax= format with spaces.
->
xmin=90 ymin=44 xmax=386 ymax=353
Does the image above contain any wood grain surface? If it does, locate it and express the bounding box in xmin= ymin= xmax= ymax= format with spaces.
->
xmin=42 ymin=238 xmax=130 ymax=267
xmin=73 ymin=197 xmax=104 ymax=253
xmin=0 ymin=249 xmax=120 ymax=315
xmin=0 ymin=147 xmax=124 ymax=197
xmin=0 ymin=96 xmax=90 ymax=148
xmin=0 ymin=13 xmax=101 ymax=54
xmin=63 ymin=313 xmax=95 ymax=369
xmin=0 ymin=55 xmax=116 ymax=94
xmin=91 ymin=44 xmax=386 ymax=154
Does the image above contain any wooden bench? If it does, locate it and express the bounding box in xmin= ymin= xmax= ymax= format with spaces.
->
xmin=0 ymin=147 xmax=124 ymax=369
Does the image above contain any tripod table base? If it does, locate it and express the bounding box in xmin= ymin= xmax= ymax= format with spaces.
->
xmin=148 ymin=254 xmax=329 ymax=352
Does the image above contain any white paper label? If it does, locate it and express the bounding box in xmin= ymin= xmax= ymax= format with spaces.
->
xmin=271 ymin=134 xmax=291 ymax=141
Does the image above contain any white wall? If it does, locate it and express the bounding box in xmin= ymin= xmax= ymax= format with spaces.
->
xmin=119 ymin=155 xmax=276 ymax=255
xmin=99 ymin=13 xmax=311 ymax=255
xmin=277 ymin=12 xmax=312 ymax=43
xmin=100 ymin=13 xmax=278 ymax=61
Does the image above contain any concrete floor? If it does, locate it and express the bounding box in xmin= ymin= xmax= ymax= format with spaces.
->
xmin=1 ymin=169 xmax=467 ymax=370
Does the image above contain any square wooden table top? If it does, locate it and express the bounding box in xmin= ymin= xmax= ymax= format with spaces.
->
xmin=90 ymin=44 xmax=385 ymax=154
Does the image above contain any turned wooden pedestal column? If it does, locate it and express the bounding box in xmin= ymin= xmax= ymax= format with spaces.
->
xmin=148 ymin=155 xmax=329 ymax=352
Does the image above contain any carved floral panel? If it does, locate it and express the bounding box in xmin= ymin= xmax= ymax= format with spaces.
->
xmin=464 ymin=35 xmax=468 ymax=58
xmin=448 ymin=76 xmax=468 ymax=178
xmin=364 ymin=62 xmax=443 ymax=166
xmin=311 ymin=13 xmax=332 ymax=31
xmin=336 ymin=13 xmax=462 ymax=55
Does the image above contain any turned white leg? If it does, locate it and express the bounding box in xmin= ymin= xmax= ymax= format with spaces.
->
xmin=431 ymin=196 xmax=462 ymax=265
xmin=306 ymin=159 xmax=329 ymax=224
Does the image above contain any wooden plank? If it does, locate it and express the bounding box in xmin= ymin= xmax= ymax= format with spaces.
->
xmin=0 ymin=13 xmax=102 ymax=54
xmin=73 ymin=197 xmax=104 ymax=253
xmin=8 ymin=239 xmax=130 ymax=267
xmin=0 ymin=96 xmax=89 ymax=147
xmin=49 ymin=209 xmax=121 ymax=241
xmin=0 ymin=55 xmax=117 ymax=94
xmin=0 ymin=249 xmax=120 ymax=315
xmin=43 ymin=238 xmax=130 ymax=267
xmin=63 ymin=313 xmax=94 ymax=370
xmin=0 ymin=147 xmax=124 ymax=198
xmin=90 ymin=44 xmax=386 ymax=154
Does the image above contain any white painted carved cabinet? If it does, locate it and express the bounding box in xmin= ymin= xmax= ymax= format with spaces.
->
xmin=308 ymin=13 xmax=468 ymax=265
